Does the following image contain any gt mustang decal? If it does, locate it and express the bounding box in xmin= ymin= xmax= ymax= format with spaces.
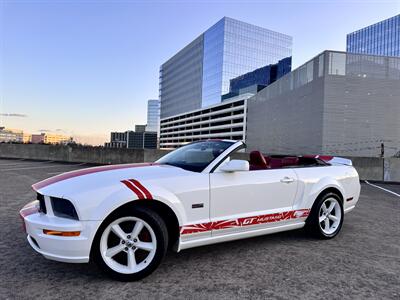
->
xmin=180 ymin=209 xmax=310 ymax=235
xmin=121 ymin=179 xmax=153 ymax=200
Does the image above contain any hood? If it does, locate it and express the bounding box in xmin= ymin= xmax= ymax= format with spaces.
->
xmin=33 ymin=163 xmax=190 ymax=198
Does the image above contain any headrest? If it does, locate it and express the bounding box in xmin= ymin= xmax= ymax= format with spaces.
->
xmin=249 ymin=151 xmax=267 ymax=167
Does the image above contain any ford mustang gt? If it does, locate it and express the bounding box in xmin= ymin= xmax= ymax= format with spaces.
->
xmin=20 ymin=140 xmax=360 ymax=281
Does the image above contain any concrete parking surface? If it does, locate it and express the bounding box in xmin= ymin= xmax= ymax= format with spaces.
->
xmin=0 ymin=159 xmax=399 ymax=299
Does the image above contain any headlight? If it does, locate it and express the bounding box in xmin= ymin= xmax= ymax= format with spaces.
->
xmin=50 ymin=197 xmax=79 ymax=220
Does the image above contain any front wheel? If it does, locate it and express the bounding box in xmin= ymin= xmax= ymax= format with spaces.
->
xmin=306 ymin=193 xmax=344 ymax=239
xmin=92 ymin=206 xmax=168 ymax=281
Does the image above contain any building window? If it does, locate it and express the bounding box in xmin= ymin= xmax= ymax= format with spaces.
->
xmin=318 ymin=54 xmax=324 ymax=77
xmin=328 ymin=52 xmax=346 ymax=76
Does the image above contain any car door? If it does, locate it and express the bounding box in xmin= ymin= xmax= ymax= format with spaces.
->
xmin=209 ymin=167 xmax=298 ymax=236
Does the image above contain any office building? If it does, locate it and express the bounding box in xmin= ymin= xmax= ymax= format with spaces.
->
xmin=222 ymin=57 xmax=292 ymax=100
xmin=23 ymin=133 xmax=32 ymax=143
xmin=160 ymin=17 xmax=292 ymax=119
xmin=127 ymin=131 xmax=157 ymax=149
xmin=0 ymin=127 xmax=23 ymax=143
xmin=105 ymin=132 xmax=127 ymax=148
xmin=31 ymin=133 xmax=72 ymax=144
xmin=159 ymin=98 xmax=247 ymax=149
xmin=246 ymin=51 xmax=400 ymax=157
xmin=134 ymin=125 xmax=147 ymax=133
xmin=105 ymin=130 xmax=157 ymax=149
xmin=146 ymin=100 xmax=160 ymax=133
xmin=347 ymin=14 xmax=400 ymax=57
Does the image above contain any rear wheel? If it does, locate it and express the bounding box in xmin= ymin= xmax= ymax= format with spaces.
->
xmin=93 ymin=206 xmax=168 ymax=281
xmin=306 ymin=192 xmax=344 ymax=239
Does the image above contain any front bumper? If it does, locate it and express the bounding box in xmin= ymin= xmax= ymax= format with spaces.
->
xmin=22 ymin=212 xmax=101 ymax=263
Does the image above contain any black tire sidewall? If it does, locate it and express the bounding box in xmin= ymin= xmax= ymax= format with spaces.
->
xmin=308 ymin=192 xmax=344 ymax=239
xmin=92 ymin=206 xmax=168 ymax=281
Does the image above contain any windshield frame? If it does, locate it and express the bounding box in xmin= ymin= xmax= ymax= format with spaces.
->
xmin=156 ymin=140 xmax=243 ymax=173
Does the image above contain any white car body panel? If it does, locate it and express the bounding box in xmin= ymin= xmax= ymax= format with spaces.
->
xmin=20 ymin=140 xmax=360 ymax=264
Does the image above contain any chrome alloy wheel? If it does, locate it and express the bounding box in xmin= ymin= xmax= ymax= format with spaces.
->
xmin=319 ymin=198 xmax=342 ymax=235
xmin=100 ymin=216 xmax=157 ymax=274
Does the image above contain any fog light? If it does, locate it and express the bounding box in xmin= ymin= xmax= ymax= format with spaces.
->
xmin=43 ymin=229 xmax=80 ymax=237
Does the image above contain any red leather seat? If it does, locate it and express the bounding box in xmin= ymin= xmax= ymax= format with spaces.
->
xmin=282 ymin=157 xmax=299 ymax=167
xmin=249 ymin=151 xmax=268 ymax=170
xmin=269 ymin=158 xmax=282 ymax=169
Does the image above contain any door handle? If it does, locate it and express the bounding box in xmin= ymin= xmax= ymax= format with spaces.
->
xmin=280 ymin=176 xmax=295 ymax=183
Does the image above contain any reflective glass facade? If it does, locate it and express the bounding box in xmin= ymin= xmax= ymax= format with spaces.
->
xmin=160 ymin=17 xmax=292 ymax=119
xmin=201 ymin=19 xmax=225 ymax=107
xmin=347 ymin=14 xmax=400 ymax=57
xmin=226 ymin=56 xmax=292 ymax=98
xmin=146 ymin=99 xmax=160 ymax=133
xmin=160 ymin=36 xmax=204 ymax=119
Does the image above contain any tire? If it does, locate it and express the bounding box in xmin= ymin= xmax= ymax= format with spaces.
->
xmin=92 ymin=206 xmax=168 ymax=281
xmin=305 ymin=192 xmax=344 ymax=239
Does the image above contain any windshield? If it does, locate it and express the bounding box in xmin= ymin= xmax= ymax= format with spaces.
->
xmin=157 ymin=140 xmax=235 ymax=172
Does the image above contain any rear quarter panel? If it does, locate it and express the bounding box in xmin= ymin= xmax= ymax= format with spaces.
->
xmin=293 ymin=165 xmax=360 ymax=211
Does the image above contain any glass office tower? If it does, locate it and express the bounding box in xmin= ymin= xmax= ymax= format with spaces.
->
xmin=146 ymin=99 xmax=160 ymax=133
xmin=160 ymin=17 xmax=292 ymax=119
xmin=347 ymin=14 xmax=400 ymax=57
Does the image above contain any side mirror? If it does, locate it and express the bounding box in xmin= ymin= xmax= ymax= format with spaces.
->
xmin=220 ymin=159 xmax=249 ymax=172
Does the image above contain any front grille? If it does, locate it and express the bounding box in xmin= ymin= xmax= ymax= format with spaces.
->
xmin=50 ymin=197 xmax=79 ymax=220
xmin=37 ymin=193 xmax=47 ymax=214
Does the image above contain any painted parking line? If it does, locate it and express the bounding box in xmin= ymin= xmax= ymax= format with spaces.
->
xmin=365 ymin=181 xmax=400 ymax=198
xmin=1 ymin=162 xmax=86 ymax=172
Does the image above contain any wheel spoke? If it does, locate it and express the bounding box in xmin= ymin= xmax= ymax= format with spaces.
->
xmin=136 ymin=241 xmax=154 ymax=251
xmin=105 ymin=244 xmax=125 ymax=257
xmin=321 ymin=203 xmax=328 ymax=213
xmin=127 ymin=249 xmax=137 ymax=271
xmin=328 ymin=215 xmax=338 ymax=222
xmin=327 ymin=201 xmax=336 ymax=214
xmin=319 ymin=215 xmax=327 ymax=222
xmin=131 ymin=221 xmax=144 ymax=238
xmin=324 ymin=218 xmax=330 ymax=230
xmin=111 ymin=224 xmax=127 ymax=240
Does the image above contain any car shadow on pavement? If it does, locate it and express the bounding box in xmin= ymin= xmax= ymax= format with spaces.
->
xmin=16 ymin=228 xmax=314 ymax=282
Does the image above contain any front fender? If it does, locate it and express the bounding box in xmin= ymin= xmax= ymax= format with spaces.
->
xmin=70 ymin=181 xmax=185 ymax=226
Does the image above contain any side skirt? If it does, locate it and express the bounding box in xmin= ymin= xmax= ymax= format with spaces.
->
xmin=177 ymin=222 xmax=305 ymax=251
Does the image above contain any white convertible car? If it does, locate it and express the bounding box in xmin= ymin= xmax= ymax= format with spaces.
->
xmin=20 ymin=140 xmax=360 ymax=281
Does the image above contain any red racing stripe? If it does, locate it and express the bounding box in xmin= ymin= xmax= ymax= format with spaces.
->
xmin=128 ymin=179 xmax=153 ymax=200
xmin=121 ymin=180 xmax=145 ymax=199
xmin=32 ymin=163 xmax=158 ymax=191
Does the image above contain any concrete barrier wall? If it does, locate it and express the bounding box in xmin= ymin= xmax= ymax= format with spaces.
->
xmin=384 ymin=158 xmax=400 ymax=182
xmin=0 ymin=143 xmax=398 ymax=182
xmin=350 ymin=157 xmax=384 ymax=181
xmin=0 ymin=143 xmax=171 ymax=165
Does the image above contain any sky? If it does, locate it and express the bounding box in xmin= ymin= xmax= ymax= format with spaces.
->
xmin=1 ymin=0 xmax=399 ymax=145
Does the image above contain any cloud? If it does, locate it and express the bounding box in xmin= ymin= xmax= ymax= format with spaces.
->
xmin=0 ymin=113 xmax=28 ymax=117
